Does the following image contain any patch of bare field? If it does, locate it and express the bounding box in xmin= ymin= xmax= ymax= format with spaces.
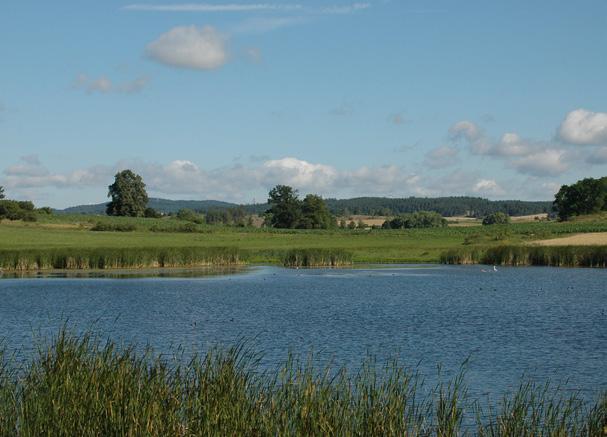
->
xmin=533 ymin=232 xmax=607 ymax=246
xmin=336 ymin=215 xmax=387 ymax=227
xmin=511 ymin=213 xmax=548 ymax=222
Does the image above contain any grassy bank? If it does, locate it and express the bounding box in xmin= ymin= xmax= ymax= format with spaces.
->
xmin=440 ymin=245 xmax=607 ymax=267
xmin=3 ymin=213 xmax=607 ymax=269
xmin=0 ymin=329 xmax=605 ymax=436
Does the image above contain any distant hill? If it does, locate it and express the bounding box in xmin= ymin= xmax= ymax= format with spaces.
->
xmin=59 ymin=196 xmax=552 ymax=218
xmin=59 ymin=198 xmax=239 ymax=215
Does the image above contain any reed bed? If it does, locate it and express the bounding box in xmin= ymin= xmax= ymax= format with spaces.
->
xmin=283 ymin=248 xmax=354 ymax=267
xmin=0 ymin=330 xmax=605 ymax=436
xmin=440 ymin=245 xmax=607 ymax=267
xmin=0 ymin=247 xmax=243 ymax=271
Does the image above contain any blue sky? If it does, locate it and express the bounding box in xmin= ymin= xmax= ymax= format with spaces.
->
xmin=2 ymin=0 xmax=607 ymax=207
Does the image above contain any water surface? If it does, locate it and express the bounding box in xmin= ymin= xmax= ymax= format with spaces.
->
xmin=1 ymin=265 xmax=605 ymax=401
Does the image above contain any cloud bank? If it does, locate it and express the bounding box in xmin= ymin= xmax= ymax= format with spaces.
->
xmin=2 ymin=156 xmax=516 ymax=205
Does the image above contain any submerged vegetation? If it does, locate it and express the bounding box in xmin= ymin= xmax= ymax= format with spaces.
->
xmin=0 ymin=329 xmax=605 ymax=436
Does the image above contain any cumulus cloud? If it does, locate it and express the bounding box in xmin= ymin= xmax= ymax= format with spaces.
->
xmin=472 ymin=179 xmax=505 ymax=196
xmin=2 ymin=156 xmax=112 ymax=189
xmin=73 ymin=74 xmax=150 ymax=94
xmin=146 ymin=26 xmax=227 ymax=70
xmin=558 ymin=109 xmax=607 ymax=145
xmin=449 ymin=120 xmax=569 ymax=176
xmin=423 ymin=145 xmax=459 ymax=169
xmin=511 ymin=149 xmax=568 ymax=177
xmin=1 ymin=156 xmax=431 ymax=203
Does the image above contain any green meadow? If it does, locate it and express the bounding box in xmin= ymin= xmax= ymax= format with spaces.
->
xmin=2 ymin=213 xmax=607 ymax=270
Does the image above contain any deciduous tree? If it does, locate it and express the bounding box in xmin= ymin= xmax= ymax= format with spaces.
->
xmin=106 ymin=170 xmax=149 ymax=217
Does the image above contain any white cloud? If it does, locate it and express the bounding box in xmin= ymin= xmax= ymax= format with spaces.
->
xmin=320 ymin=3 xmax=371 ymax=14
xmin=424 ymin=145 xmax=459 ymax=169
xmin=558 ymin=109 xmax=607 ymax=145
xmin=448 ymin=120 xmax=571 ymax=176
xmin=449 ymin=121 xmax=481 ymax=143
xmin=146 ymin=26 xmax=227 ymax=70
xmin=262 ymin=157 xmax=338 ymax=190
xmin=73 ymin=74 xmax=150 ymax=94
xmin=472 ymin=179 xmax=505 ymax=196
xmin=511 ymin=149 xmax=568 ymax=177
xmin=2 ymin=156 xmax=112 ymax=189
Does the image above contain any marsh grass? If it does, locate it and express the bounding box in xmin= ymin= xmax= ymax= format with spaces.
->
xmin=0 ymin=247 xmax=243 ymax=271
xmin=440 ymin=245 xmax=607 ymax=267
xmin=283 ymin=248 xmax=354 ymax=267
xmin=0 ymin=329 xmax=605 ymax=436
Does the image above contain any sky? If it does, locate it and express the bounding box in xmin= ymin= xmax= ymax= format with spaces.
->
xmin=1 ymin=0 xmax=607 ymax=208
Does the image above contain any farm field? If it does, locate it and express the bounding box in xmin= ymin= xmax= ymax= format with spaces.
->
xmin=2 ymin=213 xmax=607 ymax=268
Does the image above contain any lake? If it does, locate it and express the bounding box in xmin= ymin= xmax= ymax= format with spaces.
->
xmin=1 ymin=265 xmax=605 ymax=402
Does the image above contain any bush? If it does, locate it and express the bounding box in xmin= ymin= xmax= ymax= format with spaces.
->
xmin=482 ymin=212 xmax=510 ymax=225
xmin=144 ymin=207 xmax=162 ymax=218
xmin=382 ymin=211 xmax=447 ymax=229
xmin=176 ymin=209 xmax=204 ymax=224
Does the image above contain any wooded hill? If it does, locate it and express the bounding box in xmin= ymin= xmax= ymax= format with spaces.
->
xmin=58 ymin=196 xmax=552 ymax=218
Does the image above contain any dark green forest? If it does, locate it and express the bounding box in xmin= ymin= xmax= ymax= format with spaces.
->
xmin=59 ymin=196 xmax=551 ymax=218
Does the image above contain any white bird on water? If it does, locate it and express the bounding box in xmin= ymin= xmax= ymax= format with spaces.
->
xmin=493 ymin=265 xmax=498 ymax=272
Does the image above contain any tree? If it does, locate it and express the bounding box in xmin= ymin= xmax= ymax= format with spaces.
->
xmin=382 ymin=211 xmax=447 ymax=229
xmin=482 ymin=212 xmax=510 ymax=225
xmin=266 ymin=185 xmax=301 ymax=228
xmin=144 ymin=207 xmax=161 ymax=218
xmin=106 ymin=170 xmax=149 ymax=217
xmin=553 ymin=177 xmax=607 ymax=220
xmin=0 ymin=186 xmax=4 ymax=199
xmin=298 ymin=194 xmax=335 ymax=229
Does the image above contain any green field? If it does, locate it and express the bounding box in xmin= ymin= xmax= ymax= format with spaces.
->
xmin=2 ymin=213 xmax=607 ymax=270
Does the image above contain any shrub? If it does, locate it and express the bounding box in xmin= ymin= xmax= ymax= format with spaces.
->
xmin=482 ymin=212 xmax=510 ymax=225
xmin=176 ymin=209 xmax=204 ymax=224
xmin=144 ymin=207 xmax=162 ymax=218
xmin=382 ymin=211 xmax=447 ymax=229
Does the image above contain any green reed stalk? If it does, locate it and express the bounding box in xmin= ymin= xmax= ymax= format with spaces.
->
xmin=0 ymin=329 xmax=605 ymax=436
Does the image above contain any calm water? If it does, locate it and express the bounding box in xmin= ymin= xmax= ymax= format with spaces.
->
xmin=1 ymin=265 xmax=606 ymax=401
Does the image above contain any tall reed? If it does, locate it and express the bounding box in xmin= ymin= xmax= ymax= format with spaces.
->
xmin=440 ymin=245 xmax=607 ymax=267
xmin=0 ymin=247 xmax=243 ymax=271
xmin=0 ymin=329 xmax=605 ymax=436
xmin=283 ymin=248 xmax=353 ymax=268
